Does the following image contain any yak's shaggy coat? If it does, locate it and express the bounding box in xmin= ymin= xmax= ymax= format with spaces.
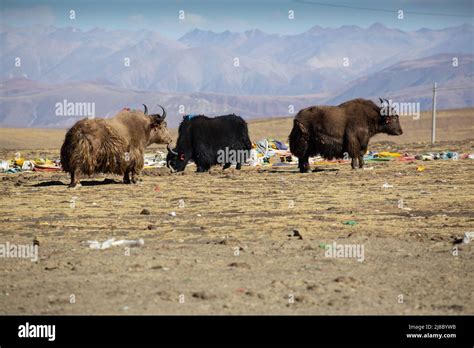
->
xmin=289 ymin=98 xmax=403 ymax=172
xmin=61 ymin=108 xmax=171 ymax=187
xmin=167 ymin=114 xmax=252 ymax=172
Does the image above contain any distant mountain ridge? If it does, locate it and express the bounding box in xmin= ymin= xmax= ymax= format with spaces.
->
xmin=329 ymin=54 xmax=474 ymax=106
xmin=2 ymin=23 xmax=473 ymax=95
xmin=0 ymin=23 xmax=473 ymax=127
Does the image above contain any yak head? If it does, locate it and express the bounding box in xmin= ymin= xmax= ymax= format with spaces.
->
xmin=378 ymin=98 xmax=403 ymax=136
xmin=143 ymin=104 xmax=173 ymax=145
xmin=166 ymin=143 xmax=189 ymax=172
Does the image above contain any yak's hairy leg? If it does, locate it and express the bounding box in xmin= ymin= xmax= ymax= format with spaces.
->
xmin=127 ymin=150 xmax=144 ymax=184
xmin=346 ymin=136 xmax=361 ymax=170
xmin=351 ymin=157 xmax=359 ymax=169
xmin=123 ymin=168 xmax=131 ymax=184
xmin=69 ymin=170 xmax=81 ymax=188
xmin=291 ymin=135 xmax=310 ymax=173
xmin=236 ymin=163 xmax=242 ymax=170
xmin=298 ymin=154 xmax=310 ymax=173
xmin=130 ymin=168 xmax=140 ymax=184
xmin=358 ymin=144 xmax=368 ymax=169
xmin=223 ymin=163 xmax=231 ymax=170
xmin=358 ymin=151 xmax=365 ymax=169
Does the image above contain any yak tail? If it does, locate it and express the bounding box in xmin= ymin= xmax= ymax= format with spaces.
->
xmin=60 ymin=128 xmax=96 ymax=175
xmin=289 ymin=119 xmax=309 ymax=158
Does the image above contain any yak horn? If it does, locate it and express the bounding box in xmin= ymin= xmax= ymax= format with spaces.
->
xmin=143 ymin=104 xmax=148 ymax=115
xmin=157 ymin=105 xmax=167 ymax=120
xmin=167 ymin=143 xmax=178 ymax=155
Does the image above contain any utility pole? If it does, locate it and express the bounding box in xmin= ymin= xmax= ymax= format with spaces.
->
xmin=431 ymin=82 xmax=437 ymax=144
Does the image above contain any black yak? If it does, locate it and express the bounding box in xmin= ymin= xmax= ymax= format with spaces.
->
xmin=289 ymin=98 xmax=403 ymax=172
xmin=166 ymin=114 xmax=252 ymax=172
xmin=60 ymin=105 xmax=172 ymax=187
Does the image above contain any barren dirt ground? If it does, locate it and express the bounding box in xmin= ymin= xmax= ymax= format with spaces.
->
xmin=0 ymin=112 xmax=473 ymax=315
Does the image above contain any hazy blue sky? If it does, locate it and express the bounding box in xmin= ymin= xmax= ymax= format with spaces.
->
xmin=1 ymin=0 xmax=473 ymax=38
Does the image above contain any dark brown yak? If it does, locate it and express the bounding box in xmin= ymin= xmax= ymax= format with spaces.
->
xmin=289 ymin=98 xmax=403 ymax=172
xmin=60 ymin=105 xmax=172 ymax=187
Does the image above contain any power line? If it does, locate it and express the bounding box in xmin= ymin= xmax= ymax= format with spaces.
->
xmin=296 ymin=1 xmax=473 ymax=18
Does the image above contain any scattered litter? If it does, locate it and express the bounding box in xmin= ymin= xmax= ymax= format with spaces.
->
xmin=374 ymin=152 xmax=401 ymax=158
xmin=249 ymin=138 xmax=296 ymax=166
xmin=140 ymin=209 xmax=151 ymax=215
xmin=112 ymin=239 xmax=144 ymax=247
xmin=382 ymin=183 xmax=393 ymax=188
xmin=0 ymin=148 xmax=470 ymax=174
xmin=0 ymin=160 xmax=9 ymax=172
xmin=144 ymin=152 xmax=167 ymax=168
xmin=0 ymin=150 xmax=171 ymax=174
xmin=397 ymin=156 xmax=416 ymax=162
xmin=21 ymin=161 xmax=34 ymax=171
xmin=363 ymin=166 xmax=374 ymax=170
xmin=84 ymin=238 xmax=144 ymax=250
xmin=415 ymin=154 xmax=432 ymax=161
xmin=463 ymin=232 xmax=474 ymax=244
xmin=32 ymin=158 xmax=61 ymax=172
xmin=415 ymin=152 xmax=460 ymax=161
xmin=169 ymin=211 xmax=176 ymax=217
xmin=342 ymin=220 xmax=357 ymax=226
xmin=86 ymin=239 xmax=112 ymax=250
xmin=416 ymin=165 xmax=426 ymax=172
xmin=367 ymin=157 xmax=391 ymax=162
